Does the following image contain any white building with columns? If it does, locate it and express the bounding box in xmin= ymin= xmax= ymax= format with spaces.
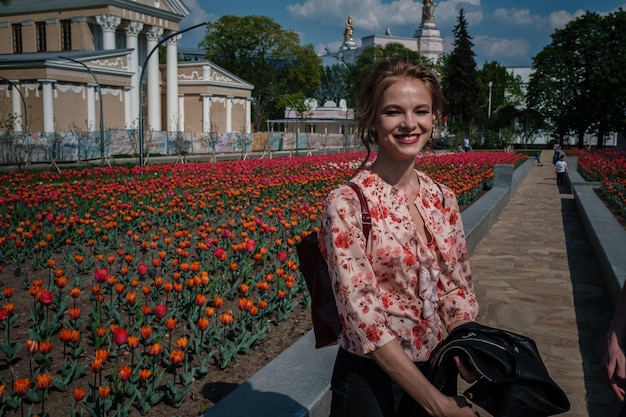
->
xmin=0 ymin=0 xmax=253 ymax=158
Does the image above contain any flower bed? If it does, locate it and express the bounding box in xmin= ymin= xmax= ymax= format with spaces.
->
xmin=567 ymin=148 xmax=626 ymax=219
xmin=0 ymin=151 xmax=525 ymax=416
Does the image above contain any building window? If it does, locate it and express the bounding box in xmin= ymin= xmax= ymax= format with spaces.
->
xmin=36 ymin=22 xmax=47 ymax=52
xmin=12 ymin=23 xmax=23 ymax=53
xmin=61 ymin=20 xmax=72 ymax=51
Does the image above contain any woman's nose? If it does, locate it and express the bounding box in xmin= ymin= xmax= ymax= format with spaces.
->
xmin=401 ymin=114 xmax=417 ymax=129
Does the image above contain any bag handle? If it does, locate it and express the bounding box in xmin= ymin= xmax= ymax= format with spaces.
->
xmin=346 ymin=182 xmax=371 ymax=238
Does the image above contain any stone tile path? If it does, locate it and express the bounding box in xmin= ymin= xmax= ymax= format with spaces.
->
xmin=467 ymin=151 xmax=622 ymax=417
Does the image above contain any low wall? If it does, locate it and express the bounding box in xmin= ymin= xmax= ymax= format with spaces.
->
xmin=202 ymin=158 xmax=538 ymax=417
xmin=567 ymin=156 xmax=626 ymax=308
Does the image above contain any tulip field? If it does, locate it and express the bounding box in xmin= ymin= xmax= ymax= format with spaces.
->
xmin=0 ymin=151 xmax=526 ymax=416
xmin=567 ymin=148 xmax=626 ymax=220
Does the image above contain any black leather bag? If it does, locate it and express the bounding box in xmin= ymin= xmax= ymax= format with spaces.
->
xmin=425 ymin=322 xmax=570 ymax=417
xmin=296 ymin=182 xmax=370 ymax=348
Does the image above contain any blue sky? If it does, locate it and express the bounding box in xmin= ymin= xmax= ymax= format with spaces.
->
xmin=179 ymin=0 xmax=626 ymax=67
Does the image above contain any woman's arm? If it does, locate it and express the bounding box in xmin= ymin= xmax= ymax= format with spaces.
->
xmin=369 ymin=340 xmax=476 ymax=417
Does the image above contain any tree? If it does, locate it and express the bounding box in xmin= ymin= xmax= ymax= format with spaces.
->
xmin=476 ymin=61 xmax=526 ymax=147
xmin=441 ymin=9 xmax=480 ymax=132
xmin=316 ymin=63 xmax=350 ymax=106
xmin=529 ymin=10 xmax=626 ymax=148
xmin=199 ymin=15 xmax=322 ymax=132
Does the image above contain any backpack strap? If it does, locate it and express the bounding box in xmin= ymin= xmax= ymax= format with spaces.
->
xmin=346 ymin=182 xmax=371 ymax=239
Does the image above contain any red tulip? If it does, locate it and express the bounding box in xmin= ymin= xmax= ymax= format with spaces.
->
xmin=37 ymin=289 xmax=54 ymax=307
xmin=137 ymin=263 xmax=149 ymax=276
xmin=154 ymin=304 xmax=167 ymax=319
xmin=94 ymin=267 xmax=108 ymax=283
xmin=0 ymin=308 xmax=6 ymax=321
xmin=113 ymin=327 xmax=128 ymax=345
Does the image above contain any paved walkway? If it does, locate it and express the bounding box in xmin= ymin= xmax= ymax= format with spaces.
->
xmin=466 ymin=151 xmax=622 ymax=416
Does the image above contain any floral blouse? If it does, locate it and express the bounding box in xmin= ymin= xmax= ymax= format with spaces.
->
xmin=318 ymin=169 xmax=479 ymax=362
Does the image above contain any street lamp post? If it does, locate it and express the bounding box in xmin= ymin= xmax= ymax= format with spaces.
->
xmin=138 ymin=21 xmax=208 ymax=167
xmin=488 ymin=81 xmax=493 ymax=119
xmin=59 ymin=56 xmax=106 ymax=165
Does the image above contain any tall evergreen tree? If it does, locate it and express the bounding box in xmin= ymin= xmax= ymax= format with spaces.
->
xmin=441 ymin=9 xmax=480 ymax=130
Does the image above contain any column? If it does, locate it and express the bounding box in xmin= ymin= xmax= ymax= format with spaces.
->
xmin=87 ymin=84 xmax=96 ymax=131
xmin=124 ymin=88 xmax=132 ymax=128
xmin=201 ymin=94 xmax=212 ymax=133
xmin=166 ymin=33 xmax=180 ymax=132
xmin=177 ymin=94 xmax=184 ymax=132
xmin=145 ymin=26 xmax=163 ymax=131
xmin=124 ymin=21 xmax=143 ymax=126
xmin=11 ymin=82 xmax=22 ymax=131
xmin=96 ymin=15 xmax=121 ymax=50
xmin=226 ymin=96 xmax=233 ymax=133
xmin=40 ymin=80 xmax=55 ymax=133
xmin=246 ymin=98 xmax=251 ymax=134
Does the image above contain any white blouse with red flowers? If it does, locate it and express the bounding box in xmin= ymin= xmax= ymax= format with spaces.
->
xmin=318 ymin=169 xmax=479 ymax=362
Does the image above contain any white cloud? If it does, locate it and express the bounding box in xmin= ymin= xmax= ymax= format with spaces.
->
xmin=492 ymin=8 xmax=541 ymax=27
xmin=548 ymin=10 xmax=586 ymax=31
xmin=180 ymin=0 xmax=213 ymax=26
xmin=474 ymin=35 xmax=529 ymax=62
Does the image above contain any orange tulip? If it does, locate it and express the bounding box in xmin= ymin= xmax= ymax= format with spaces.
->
xmin=147 ymin=343 xmax=162 ymax=357
xmin=138 ymin=369 xmax=151 ymax=381
xmin=13 ymin=378 xmax=30 ymax=396
xmin=220 ymin=312 xmax=234 ymax=326
xmin=197 ymin=317 xmax=209 ymax=331
xmin=35 ymin=373 xmax=52 ymax=390
xmin=26 ymin=340 xmax=38 ymax=354
xmin=39 ymin=340 xmax=53 ymax=354
xmin=59 ymin=328 xmax=74 ymax=344
xmin=140 ymin=326 xmax=152 ymax=340
xmin=165 ymin=317 xmax=177 ymax=331
xmin=176 ymin=336 xmax=188 ymax=350
xmin=90 ymin=358 xmax=103 ymax=374
xmin=68 ymin=307 xmax=81 ymax=320
xmin=170 ymin=350 xmax=185 ymax=365
xmin=127 ymin=335 xmax=139 ymax=349
xmin=118 ymin=365 xmax=132 ymax=382
xmin=73 ymin=387 xmax=86 ymax=402
xmin=98 ymin=385 xmax=110 ymax=399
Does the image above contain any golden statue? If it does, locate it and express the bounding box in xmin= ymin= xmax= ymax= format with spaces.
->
xmin=422 ymin=0 xmax=436 ymax=23
xmin=343 ymin=15 xmax=354 ymax=42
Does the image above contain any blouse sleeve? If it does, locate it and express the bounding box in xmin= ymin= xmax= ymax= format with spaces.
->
xmin=433 ymin=184 xmax=479 ymax=328
xmin=318 ymin=186 xmax=396 ymax=356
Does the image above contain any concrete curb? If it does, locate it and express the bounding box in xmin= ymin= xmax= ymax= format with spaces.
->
xmin=567 ymin=156 xmax=626 ymax=308
xmin=203 ymin=159 xmax=535 ymax=417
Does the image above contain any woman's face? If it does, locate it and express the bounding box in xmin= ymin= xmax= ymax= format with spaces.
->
xmin=373 ymin=76 xmax=434 ymax=163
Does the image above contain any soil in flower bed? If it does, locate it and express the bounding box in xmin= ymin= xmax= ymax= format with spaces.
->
xmin=0 ymin=263 xmax=313 ymax=417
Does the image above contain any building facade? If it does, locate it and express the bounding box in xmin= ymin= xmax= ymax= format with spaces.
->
xmin=0 ymin=0 xmax=254 ymax=163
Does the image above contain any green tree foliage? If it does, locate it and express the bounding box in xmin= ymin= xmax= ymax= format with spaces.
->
xmin=476 ymin=61 xmax=528 ymax=147
xmin=199 ymin=15 xmax=322 ymax=131
xmin=441 ymin=9 xmax=480 ymax=131
xmin=316 ymin=63 xmax=350 ymax=106
xmin=344 ymin=43 xmax=433 ymax=112
xmin=529 ymin=10 xmax=626 ymax=148
xmin=0 ymin=0 xmax=10 ymax=5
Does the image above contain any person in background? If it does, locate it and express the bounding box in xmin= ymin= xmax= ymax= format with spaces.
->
xmin=463 ymin=137 xmax=471 ymax=152
xmin=555 ymin=153 xmax=568 ymax=186
xmin=319 ymin=57 xmax=480 ymax=417
xmin=535 ymin=152 xmax=542 ymax=166
xmin=603 ymin=283 xmax=626 ymax=417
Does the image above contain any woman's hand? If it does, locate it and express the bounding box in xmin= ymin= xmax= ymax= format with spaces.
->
xmin=602 ymin=330 xmax=626 ymax=401
xmin=454 ymin=355 xmax=482 ymax=384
